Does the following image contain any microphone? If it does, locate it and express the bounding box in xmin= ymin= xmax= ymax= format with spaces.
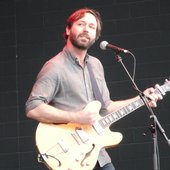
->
xmin=100 ymin=41 xmax=129 ymax=54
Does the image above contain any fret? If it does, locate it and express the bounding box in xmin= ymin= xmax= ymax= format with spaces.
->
xmin=98 ymin=114 xmax=114 ymax=130
xmin=113 ymin=108 xmax=126 ymax=121
xmin=130 ymin=102 xmax=137 ymax=111
xmin=113 ymin=112 xmax=119 ymax=120
xmin=127 ymin=104 xmax=134 ymax=111
xmin=101 ymin=119 xmax=107 ymax=126
xmin=138 ymin=99 xmax=144 ymax=106
xmin=119 ymin=108 xmax=126 ymax=116
xmin=101 ymin=114 xmax=115 ymax=127
xmin=116 ymin=111 xmax=122 ymax=118
xmin=108 ymin=114 xmax=114 ymax=122
xmin=117 ymin=111 xmax=123 ymax=118
xmin=125 ymin=105 xmax=131 ymax=113
xmin=99 ymin=119 xmax=106 ymax=128
xmin=109 ymin=114 xmax=116 ymax=123
xmin=122 ymin=106 xmax=129 ymax=115
xmin=118 ymin=108 xmax=126 ymax=118
xmin=105 ymin=116 xmax=110 ymax=124
xmin=134 ymin=100 xmax=140 ymax=107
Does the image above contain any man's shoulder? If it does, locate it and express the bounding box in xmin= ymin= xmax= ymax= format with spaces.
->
xmin=88 ymin=54 xmax=102 ymax=66
xmin=48 ymin=51 xmax=65 ymax=63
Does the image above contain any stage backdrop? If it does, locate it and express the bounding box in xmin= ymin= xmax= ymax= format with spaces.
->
xmin=0 ymin=0 xmax=170 ymax=170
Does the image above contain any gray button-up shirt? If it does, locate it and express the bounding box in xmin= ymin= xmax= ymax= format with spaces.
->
xmin=26 ymin=46 xmax=112 ymax=167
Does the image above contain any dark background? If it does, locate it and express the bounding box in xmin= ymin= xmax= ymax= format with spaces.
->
xmin=0 ymin=0 xmax=170 ymax=170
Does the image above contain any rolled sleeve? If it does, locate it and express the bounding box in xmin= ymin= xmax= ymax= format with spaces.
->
xmin=25 ymin=96 xmax=48 ymax=113
xmin=25 ymin=61 xmax=59 ymax=113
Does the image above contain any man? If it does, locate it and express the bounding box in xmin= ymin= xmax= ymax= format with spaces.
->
xmin=25 ymin=8 xmax=162 ymax=170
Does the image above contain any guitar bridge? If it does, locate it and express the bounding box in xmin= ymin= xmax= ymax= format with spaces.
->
xmin=58 ymin=139 xmax=69 ymax=153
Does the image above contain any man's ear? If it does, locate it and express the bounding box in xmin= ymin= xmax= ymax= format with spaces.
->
xmin=66 ymin=26 xmax=70 ymax=37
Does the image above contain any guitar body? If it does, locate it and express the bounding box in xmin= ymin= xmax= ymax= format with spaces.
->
xmin=36 ymin=119 xmax=122 ymax=170
xmin=35 ymin=80 xmax=170 ymax=170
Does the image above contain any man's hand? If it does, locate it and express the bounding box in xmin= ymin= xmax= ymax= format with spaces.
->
xmin=143 ymin=84 xmax=163 ymax=107
xmin=75 ymin=101 xmax=101 ymax=125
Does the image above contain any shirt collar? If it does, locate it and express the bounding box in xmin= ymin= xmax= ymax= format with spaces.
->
xmin=63 ymin=46 xmax=89 ymax=65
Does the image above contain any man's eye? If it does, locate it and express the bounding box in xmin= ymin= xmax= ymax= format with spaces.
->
xmin=78 ymin=23 xmax=84 ymax=26
xmin=89 ymin=25 xmax=95 ymax=29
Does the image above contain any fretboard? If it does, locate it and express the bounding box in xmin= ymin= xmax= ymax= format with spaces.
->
xmin=98 ymin=98 xmax=145 ymax=128
xmin=92 ymin=79 xmax=170 ymax=134
xmin=97 ymin=80 xmax=170 ymax=129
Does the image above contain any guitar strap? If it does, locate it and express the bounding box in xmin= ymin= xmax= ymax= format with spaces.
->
xmin=86 ymin=62 xmax=106 ymax=110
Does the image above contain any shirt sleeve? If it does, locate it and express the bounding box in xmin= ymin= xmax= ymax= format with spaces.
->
xmin=25 ymin=61 xmax=60 ymax=113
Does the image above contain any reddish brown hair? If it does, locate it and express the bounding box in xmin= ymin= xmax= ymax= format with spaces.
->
xmin=63 ymin=8 xmax=102 ymax=41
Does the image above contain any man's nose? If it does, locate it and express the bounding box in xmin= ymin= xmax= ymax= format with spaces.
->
xmin=83 ymin=25 xmax=89 ymax=32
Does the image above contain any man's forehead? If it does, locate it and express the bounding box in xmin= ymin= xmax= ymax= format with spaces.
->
xmin=76 ymin=13 xmax=97 ymax=24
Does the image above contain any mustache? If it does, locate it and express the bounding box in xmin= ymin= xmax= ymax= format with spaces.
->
xmin=78 ymin=33 xmax=90 ymax=40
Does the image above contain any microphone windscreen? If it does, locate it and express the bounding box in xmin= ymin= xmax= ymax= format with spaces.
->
xmin=100 ymin=41 xmax=108 ymax=50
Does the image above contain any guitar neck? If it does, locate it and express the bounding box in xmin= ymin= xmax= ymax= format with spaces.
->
xmin=99 ymin=98 xmax=145 ymax=128
xmin=98 ymin=81 xmax=170 ymax=129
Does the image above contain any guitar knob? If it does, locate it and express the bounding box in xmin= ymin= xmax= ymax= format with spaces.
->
xmin=75 ymin=157 xmax=80 ymax=162
xmin=86 ymin=162 xmax=90 ymax=166
xmin=75 ymin=152 xmax=84 ymax=162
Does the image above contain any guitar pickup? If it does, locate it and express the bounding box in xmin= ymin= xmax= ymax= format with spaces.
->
xmin=92 ymin=121 xmax=104 ymax=135
xmin=75 ymin=127 xmax=89 ymax=143
xmin=58 ymin=139 xmax=69 ymax=153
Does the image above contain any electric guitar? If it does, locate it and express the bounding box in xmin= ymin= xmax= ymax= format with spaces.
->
xmin=35 ymin=79 xmax=170 ymax=170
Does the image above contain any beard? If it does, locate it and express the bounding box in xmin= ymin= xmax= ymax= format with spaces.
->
xmin=69 ymin=31 xmax=95 ymax=50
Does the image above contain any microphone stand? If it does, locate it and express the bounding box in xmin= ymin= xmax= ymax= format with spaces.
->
xmin=114 ymin=53 xmax=170 ymax=170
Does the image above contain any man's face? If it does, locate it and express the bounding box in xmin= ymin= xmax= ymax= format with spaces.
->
xmin=66 ymin=13 xmax=97 ymax=50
